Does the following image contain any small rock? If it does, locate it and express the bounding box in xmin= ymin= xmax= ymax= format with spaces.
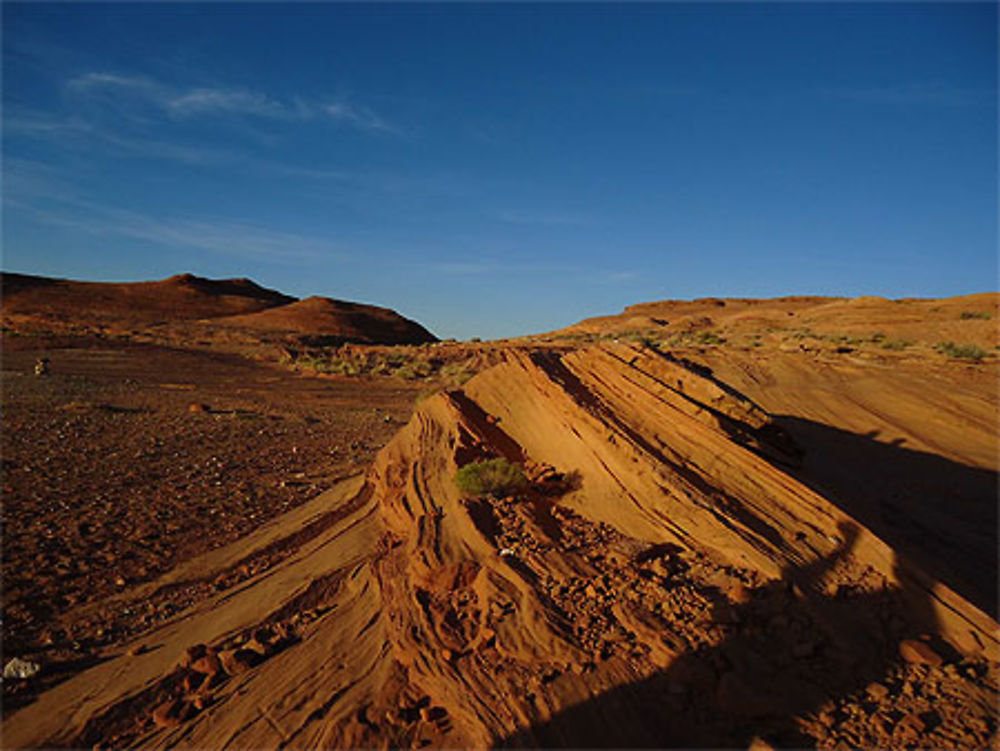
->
xmin=151 ymin=699 xmax=183 ymax=728
xmin=127 ymin=644 xmax=146 ymax=657
xmin=866 ymin=682 xmax=889 ymax=702
xmin=3 ymin=657 xmax=41 ymax=680
xmin=188 ymin=403 xmax=207 ymax=413
xmin=899 ymin=639 xmax=942 ymax=667
xmin=179 ymin=644 xmax=207 ymax=669
xmin=728 ymin=583 xmax=752 ymax=605
xmin=242 ymin=638 xmax=272 ymax=658
xmin=192 ymin=694 xmax=212 ymax=711
xmin=190 ymin=652 xmax=222 ymax=676
xmin=896 ymin=712 xmax=926 ymax=738
xmin=748 ymin=737 xmax=775 ymax=751
xmin=219 ymin=648 xmax=257 ymax=676
xmin=649 ymin=559 xmax=670 ymax=578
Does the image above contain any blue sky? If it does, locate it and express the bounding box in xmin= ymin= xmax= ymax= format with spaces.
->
xmin=3 ymin=3 xmax=996 ymax=340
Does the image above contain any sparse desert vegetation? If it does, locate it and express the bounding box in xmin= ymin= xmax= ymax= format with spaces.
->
xmin=455 ymin=457 xmax=528 ymax=498
xmin=936 ymin=341 xmax=989 ymax=362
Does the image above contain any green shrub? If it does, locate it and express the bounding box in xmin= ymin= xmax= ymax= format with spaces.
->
xmin=790 ymin=328 xmax=818 ymax=340
xmin=880 ymin=339 xmax=912 ymax=351
xmin=394 ymin=359 xmax=434 ymax=380
xmin=936 ymin=341 xmax=988 ymax=362
xmin=455 ymin=458 xmax=527 ymax=498
xmin=694 ymin=331 xmax=726 ymax=346
xmin=440 ymin=362 xmax=476 ymax=386
xmin=960 ymin=311 xmax=993 ymax=320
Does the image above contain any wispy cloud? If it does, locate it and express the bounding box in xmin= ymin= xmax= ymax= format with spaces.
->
xmin=64 ymin=71 xmax=398 ymax=132
xmin=322 ymin=103 xmax=396 ymax=133
xmin=4 ymin=111 xmax=370 ymax=178
xmin=167 ymin=88 xmax=290 ymax=119
xmin=5 ymin=111 xmax=240 ymax=164
xmin=5 ymin=173 xmax=338 ymax=262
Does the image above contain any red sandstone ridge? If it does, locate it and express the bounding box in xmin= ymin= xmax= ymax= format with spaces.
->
xmin=214 ymin=295 xmax=437 ymax=345
xmin=0 ymin=272 xmax=295 ymax=323
xmin=0 ymin=272 xmax=437 ymax=345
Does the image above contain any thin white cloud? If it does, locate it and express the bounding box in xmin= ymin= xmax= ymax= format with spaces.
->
xmin=322 ymin=102 xmax=396 ymax=133
xmin=64 ymin=71 xmax=397 ymax=132
xmin=7 ymin=189 xmax=337 ymax=263
xmin=5 ymin=111 xmax=238 ymax=164
xmin=67 ymin=72 xmax=158 ymax=93
xmin=166 ymin=88 xmax=288 ymax=119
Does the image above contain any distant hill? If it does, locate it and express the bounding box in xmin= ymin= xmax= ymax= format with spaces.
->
xmin=546 ymin=293 xmax=999 ymax=351
xmin=0 ymin=272 xmax=295 ymax=323
xmin=214 ymin=296 xmax=437 ymax=345
xmin=0 ymin=272 xmax=437 ymax=345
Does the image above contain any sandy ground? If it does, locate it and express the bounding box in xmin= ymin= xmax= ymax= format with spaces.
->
xmin=1 ymin=288 xmax=997 ymax=749
xmin=1 ymin=341 xmax=421 ymax=713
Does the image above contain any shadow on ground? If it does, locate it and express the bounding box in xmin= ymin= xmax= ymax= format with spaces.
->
xmin=499 ymin=416 xmax=998 ymax=748
xmin=500 ymin=523 xmax=949 ymax=748
xmin=777 ymin=416 xmax=998 ymax=620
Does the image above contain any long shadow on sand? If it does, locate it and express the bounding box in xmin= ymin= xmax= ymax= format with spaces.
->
xmin=499 ymin=523 xmax=954 ymax=748
xmin=776 ymin=416 xmax=998 ymax=620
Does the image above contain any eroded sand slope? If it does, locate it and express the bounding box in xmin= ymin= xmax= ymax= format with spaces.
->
xmin=4 ymin=344 xmax=998 ymax=749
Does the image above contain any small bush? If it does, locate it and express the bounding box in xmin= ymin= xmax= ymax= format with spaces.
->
xmin=936 ymin=341 xmax=988 ymax=362
xmin=455 ymin=458 xmax=527 ymax=498
xmin=394 ymin=360 xmax=434 ymax=380
xmin=790 ymin=328 xmax=819 ymax=340
xmin=694 ymin=331 xmax=726 ymax=346
xmin=960 ymin=311 xmax=993 ymax=320
xmin=880 ymin=339 xmax=912 ymax=351
xmin=440 ymin=362 xmax=476 ymax=386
